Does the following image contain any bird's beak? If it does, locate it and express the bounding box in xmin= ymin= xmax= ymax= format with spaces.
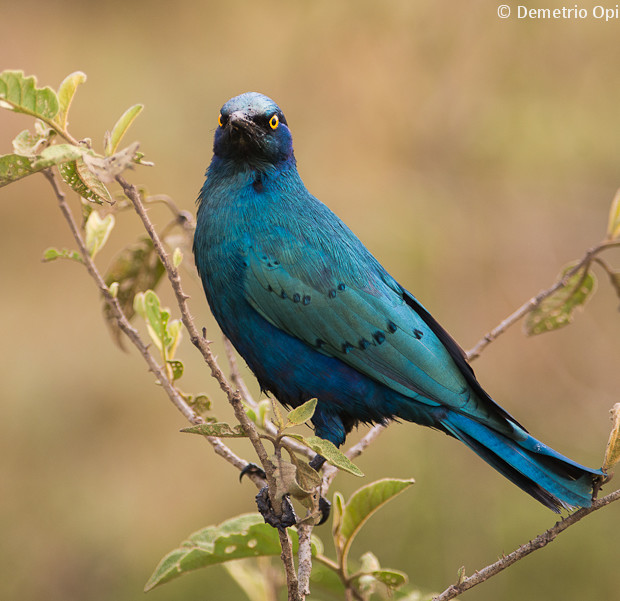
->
xmin=229 ymin=111 xmax=258 ymax=135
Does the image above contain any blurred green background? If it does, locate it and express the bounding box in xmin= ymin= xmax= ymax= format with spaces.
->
xmin=1 ymin=1 xmax=619 ymax=599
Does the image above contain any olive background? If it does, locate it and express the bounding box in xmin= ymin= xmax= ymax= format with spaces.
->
xmin=1 ymin=2 xmax=619 ymax=600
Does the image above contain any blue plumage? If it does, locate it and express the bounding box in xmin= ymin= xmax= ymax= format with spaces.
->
xmin=193 ymin=92 xmax=603 ymax=511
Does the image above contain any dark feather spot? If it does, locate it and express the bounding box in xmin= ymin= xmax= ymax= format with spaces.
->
xmin=373 ymin=331 xmax=386 ymax=344
xmin=413 ymin=329 xmax=423 ymax=339
xmin=342 ymin=342 xmax=353 ymax=353
xmin=359 ymin=338 xmax=371 ymax=350
xmin=387 ymin=321 xmax=398 ymax=333
xmin=293 ymin=293 xmax=301 ymax=303
xmin=253 ymin=175 xmax=264 ymax=193
xmin=338 ymin=283 xmax=346 ymax=291
xmin=267 ymin=285 xmax=273 ymax=292
xmin=302 ymin=295 xmax=311 ymax=305
xmin=315 ymin=338 xmax=326 ymax=349
xmin=328 ymin=289 xmax=337 ymax=299
xmin=280 ymin=290 xmax=287 ymax=299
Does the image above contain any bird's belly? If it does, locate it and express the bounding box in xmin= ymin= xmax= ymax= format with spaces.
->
xmin=220 ymin=296 xmax=437 ymax=445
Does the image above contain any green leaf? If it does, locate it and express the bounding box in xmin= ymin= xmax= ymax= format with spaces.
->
xmin=0 ymin=144 xmax=84 ymax=187
xmin=0 ymin=70 xmax=59 ymax=120
xmin=0 ymin=153 xmax=44 ymax=186
xmin=607 ymin=188 xmax=620 ymax=240
xmin=144 ymin=513 xmax=321 ymax=591
xmin=105 ymin=104 xmax=143 ymax=156
xmin=172 ymin=247 xmax=183 ymax=268
xmin=167 ymin=319 xmax=183 ymax=358
xmin=134 ymin=290 xmax=172 ymax=351
xmin=285 ymin=398 xmax=317 ymax=428
xmin=332 ymin=491 xmax=345 ymax=537
xmin=167 ymin=359 xmax=184 ymax=381
xmin=103 ymin=236 xmax=165 ymax=346
xmin=183 ymin=393 xmax=211 ymax=416
xmin=181 ymin=422 xmax=248 ymax=438
xmin=338 ymin=479 xmax=414 ymax=559
xmin=524 ymin=263 xmax=597 ymax=335
xmin=351 ymin=569 xmax=408 ymax=591
xmin=84 ymin=210 xmax=115 ymax=258
xmin=12 ymin=121 xmax=54 ymax=157
xmin=288 ymin=435 xmax=364 ymax=477
xmin=42 ymin=247 xmax=82 ymax=263
xmin=59 ymin=157 xmax=113 ymax=205
xmin=603 ymin=402 xmax=620 ymax=472
xmin=55 ymin=71 xmax=86 ymax=130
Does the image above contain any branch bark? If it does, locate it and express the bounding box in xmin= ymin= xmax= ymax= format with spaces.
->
xmin=433 ymin=487 xmax=620 ymax=601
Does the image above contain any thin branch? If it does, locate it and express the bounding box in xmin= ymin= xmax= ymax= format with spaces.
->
xmin=115 ymin=175 xmax=301 ymax=598
xmin=44 ymin=169 xmax=198 ymax=424
xmin=433 ymin=487 xmax=620 ymax=601
xmin=466 ymin=239 xmax=620 ymax=361
xmin=296 ymin=521 xmax=314 ymax=598
xmin=42 ymin=169 xmax=266 ymax=485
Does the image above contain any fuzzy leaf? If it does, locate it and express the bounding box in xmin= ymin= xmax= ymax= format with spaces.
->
xmin=83 ymin=141 xmax=139 ymax=182
xmin=59 ymin=157 xmax=113 ymax=205
xmin=524 ymin=264 xmax=596 ymax=336
xmin=603 ymin=403 xmax=620 ymax=471
xmin=0 ymin=144 xmax=83 ymax=187
xmin=55 ymin=71 xmax=86 ymax=130
xmin=12 ymin=121 xmax=54 ymax=157
xmin=351 ymin=569 xmax=408 ymax=591
xmin=103 ymin=236 xmax=165 ymax=346
xmin=42 ymin=247 xmax=82 ymax=263
xmin=338 ymin=479 xmax=414 ymax=558
xmin=167 ymin=359 xmax=184 ymax=381
xmin=0 ymin=70 xmax=59 ymax=119
xmin=288 ymin=435 xmax=363 ymax=477
xmin=285 ymin=398 xmax=317 ymax=428
xmin=183 ymin=393 xmax=211 ymax=416
xmin=105 ymin=104 xmax=143 ymax=156
xmin=0 ymin=153 xmax=43 ymax=186
xmin=181 ymin=422 xmax=248 ymax=438
xmin=144 ymin=514 xmax=321 ymax=591
xmin=84 ymin=211 xmax=115 ymax=258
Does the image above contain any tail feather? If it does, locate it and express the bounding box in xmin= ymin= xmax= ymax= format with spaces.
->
xmin=442 ymin=412 xmax=603 ymax=512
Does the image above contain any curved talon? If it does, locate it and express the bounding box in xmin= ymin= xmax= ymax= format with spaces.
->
xmin=239 ymin=462 xmax=267 ymax=483
xmin=256 ymin=487 xmax=297 ymax=530
xmin=317 ymin=496 xmax=331 ymax=525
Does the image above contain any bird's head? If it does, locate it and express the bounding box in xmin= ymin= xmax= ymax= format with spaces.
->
xmin=213 ymin=92 xmax=294 ymax=170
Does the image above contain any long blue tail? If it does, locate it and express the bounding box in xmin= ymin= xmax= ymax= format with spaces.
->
xmin=441 ymin=412 xmax=603 ymax=511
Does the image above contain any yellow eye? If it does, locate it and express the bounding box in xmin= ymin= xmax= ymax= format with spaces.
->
xmin=269 ymin=114 xmax=279 ymax=130
xmin=218 ymin=113 xmax=224 ymax=127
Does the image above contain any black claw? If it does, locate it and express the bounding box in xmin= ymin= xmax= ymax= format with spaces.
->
xmin=255 ymin=487 xmax=297 ymax=530
xmin=240 ymin=462 xmax=267 ymax=482
xmin=317 ymin=496 xmax=331 ymax=525
xmin=309 ymin=453 xmax=327 ymax=471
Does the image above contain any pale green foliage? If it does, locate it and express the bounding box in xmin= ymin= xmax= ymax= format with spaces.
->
xmin=85 ymin=210 xmax=115 ymax=258
xmin=524 ymin=263 xmax=596 ymax=335
xmin=144 ymin=514 xmax=322 ymax=592
xmin=603 ymin=403 xmax=620 ymax=472
xmin=105 ymin=104 xmax=143 ymax=156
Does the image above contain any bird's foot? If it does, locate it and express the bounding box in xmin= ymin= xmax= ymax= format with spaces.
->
xmin=309 ymin=453 xmax=327 ymax=472
xmin=256 ymin=486 xmax=297 ymax=530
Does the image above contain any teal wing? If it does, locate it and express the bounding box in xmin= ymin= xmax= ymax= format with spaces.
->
xmin=243 ymin=245 xmax=489 ymax=414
